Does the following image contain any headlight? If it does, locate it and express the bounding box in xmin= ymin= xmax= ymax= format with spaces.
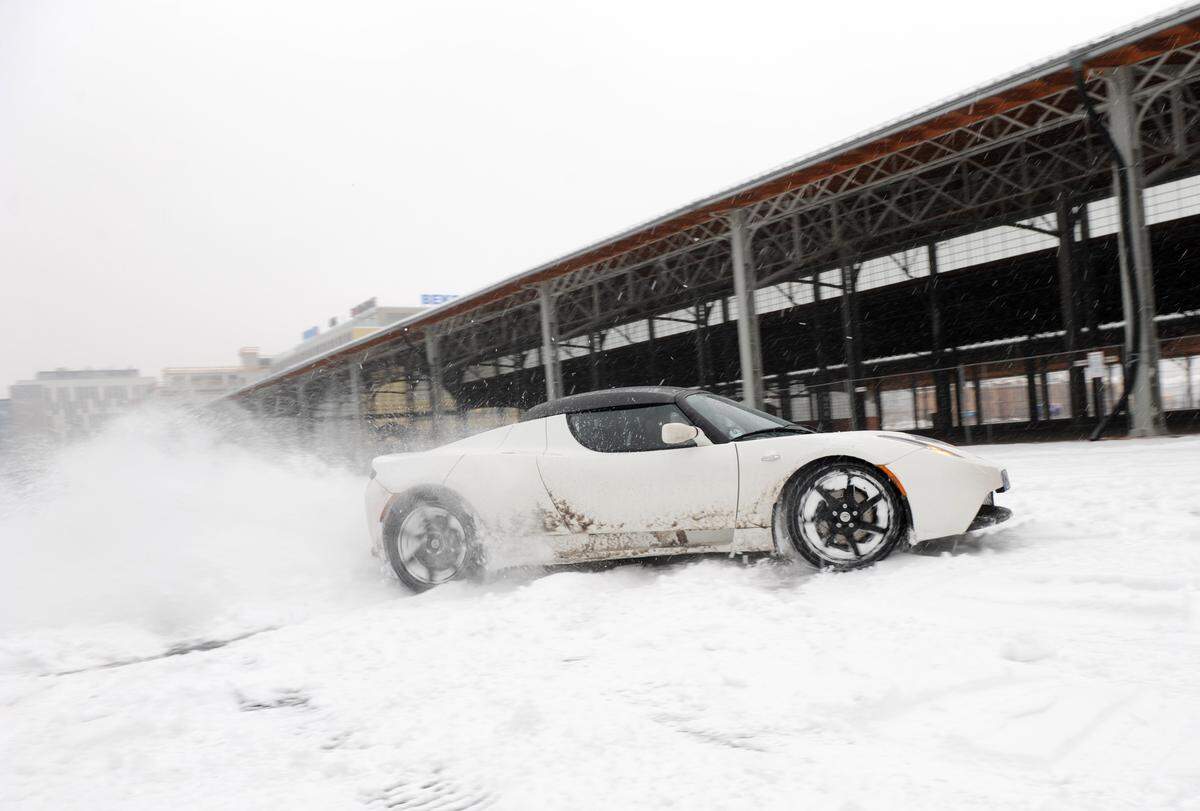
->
xmin=876 ymin=433 xmax=964 ymax=458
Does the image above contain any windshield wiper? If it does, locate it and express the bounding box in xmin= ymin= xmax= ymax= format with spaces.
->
xmin=731 ymin=425 xmax=812 ymax=441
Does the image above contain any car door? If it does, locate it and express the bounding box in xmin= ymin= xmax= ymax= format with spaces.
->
xmin=536 ymin=404 xmax=738 ymax=556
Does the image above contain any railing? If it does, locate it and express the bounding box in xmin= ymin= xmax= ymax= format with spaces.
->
xmin=779 ymin=334 xmax=1200 ymax=440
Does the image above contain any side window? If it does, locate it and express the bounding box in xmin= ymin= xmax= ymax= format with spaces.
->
xmin=567 ymin=404 xmax=693 ymax=453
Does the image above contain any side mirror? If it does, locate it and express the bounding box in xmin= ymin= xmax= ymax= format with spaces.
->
xmin=661 ymin=422 xmax=700 ymax=446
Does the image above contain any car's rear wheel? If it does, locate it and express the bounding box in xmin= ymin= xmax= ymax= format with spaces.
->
xmin=780 ymin=461 xmax=905 ymax=570
xmin=383 ymin=492 xmax=480 ymax=592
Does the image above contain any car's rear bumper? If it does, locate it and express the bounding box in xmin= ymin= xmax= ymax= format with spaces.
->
xmin=364 ymin=478 xmax=391 ymax=558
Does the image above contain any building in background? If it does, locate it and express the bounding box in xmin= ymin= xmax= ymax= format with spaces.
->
xmin=159 ymin=347 xmax=272 ymax=408
xmin=9 ymin=369 xmax=158 ymax=444
xmin=269 ymin=299 xmax=425 ymax=374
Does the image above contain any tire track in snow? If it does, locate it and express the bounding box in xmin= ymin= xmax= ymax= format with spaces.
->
xmin=45 ymin=626 xmax=276 ymax=677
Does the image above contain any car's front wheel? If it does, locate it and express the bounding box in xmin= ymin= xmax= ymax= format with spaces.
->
xmin=382 ymin=491 xmax=480 ymax=592
xmin=779 ymin=461 xmax=905 ymax=569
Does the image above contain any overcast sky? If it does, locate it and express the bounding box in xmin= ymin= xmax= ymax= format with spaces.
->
xmin=0 ymin=0 xmax=1179 ymax=392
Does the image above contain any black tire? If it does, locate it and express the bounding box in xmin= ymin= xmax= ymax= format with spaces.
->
xmin=382 ymin=490 xmax=481 ymax=593
xmin=779 ymin=460 xmax=906 ymax=570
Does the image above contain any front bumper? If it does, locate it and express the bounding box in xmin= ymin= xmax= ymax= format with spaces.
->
xmin=967 ymin=502 xmax=1013 ymax=531
xmin=885 ymin=451 xmax=1009 ymax=541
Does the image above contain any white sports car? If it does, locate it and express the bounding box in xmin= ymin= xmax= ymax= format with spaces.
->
xmin=365 ymin=386 xmax=1011 ymax=592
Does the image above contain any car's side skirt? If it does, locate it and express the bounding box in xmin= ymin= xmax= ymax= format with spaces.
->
xmin=547 ymin=543 xmax=736 ymax=566
xmin=733 ymin=526 xmax=774 ymax=554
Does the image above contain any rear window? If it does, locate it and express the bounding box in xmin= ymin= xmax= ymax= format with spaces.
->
xmin=566 ymin=404 xmax=692 ymax=453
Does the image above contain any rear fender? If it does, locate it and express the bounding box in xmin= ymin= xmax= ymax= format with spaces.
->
xmin=367 ymin=453 xmax=465 ymax=557
xmin=371 ymin=451 xmax=464 ymax=495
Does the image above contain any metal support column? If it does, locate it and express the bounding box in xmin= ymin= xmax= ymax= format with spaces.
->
xmin=957 ymin=364 xmax=972 ymax=444
xmin=588 ymin=332 xmax=601 ymax=392
xmin=719 ymin=297 xmax=732 ymax=387
xmin=1108 ymin=66 xmax=1165 ymax=437
xmin=403 ymin=366 xmax=417 ymax=426
xmin=694 ymin=302 xmax=710 ymax=388
xmin=1025 ymin=346 xmax=1040 ymax=423
xmin=297 ymin=381 xmax=310 ymax=421
xmin=645 ymin=317 xmax=658 ymax=385
xmin=973 ymin=366 xmax=984 ymax=426
xmin=1092 ymin=376 xmax=1107 ymax=419
xmin=295 ymin=380 xmax=315 ymax=445
xmin=538 ymin=283 xmax=564 ymax=401
xmin=1188 ymin=354 xmax=1196 ymax=410
xmin=729 ymin=210 xmax=765 ymax=409
xmin=927 ymin=243 xmax=953 ymax=434
xmin=1040 ymin=363 xmax=1052 ymax=423
xmin=424 ymin=330 xmax=444 ymax=442
xmin=811 ymin=272 xmax=832 ymax=429
xmin=1076 ymin=203 xmax=1099 ymax=341
xmin=1056 ymin=193 xmax=1086 ymax=424
xmin=832 ymin=202 xmax=865 ymax=430
xmin=838 ymin=260 xmax=865 ymax=430
xmin=349 ymin=362 xmax=364 ymax=463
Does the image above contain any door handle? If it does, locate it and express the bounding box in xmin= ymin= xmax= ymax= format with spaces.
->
xmin=761 ymin=452 xmax=781 ymax=462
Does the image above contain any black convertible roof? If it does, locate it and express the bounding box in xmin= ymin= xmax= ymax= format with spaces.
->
xmin=521 ymin=386 xmax=689 ymax=421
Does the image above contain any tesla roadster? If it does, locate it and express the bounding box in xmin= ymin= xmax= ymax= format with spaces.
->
xmin=364 ymin=386 xmax=1011 ymax=591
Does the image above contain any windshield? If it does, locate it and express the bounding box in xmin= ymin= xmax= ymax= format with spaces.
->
xmin=684 ymin=392 xmax=796 ymax=441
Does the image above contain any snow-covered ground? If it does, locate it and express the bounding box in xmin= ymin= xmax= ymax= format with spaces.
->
xmin=2 ymin=414 xmax=1200 ymax=809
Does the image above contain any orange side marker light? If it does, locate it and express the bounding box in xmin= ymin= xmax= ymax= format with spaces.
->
xmin=879 ymin=465 xmax=907 ymax=497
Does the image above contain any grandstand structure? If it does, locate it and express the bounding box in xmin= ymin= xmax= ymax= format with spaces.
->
xmin=229 ymin=7 xmax=1200 ymax=449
